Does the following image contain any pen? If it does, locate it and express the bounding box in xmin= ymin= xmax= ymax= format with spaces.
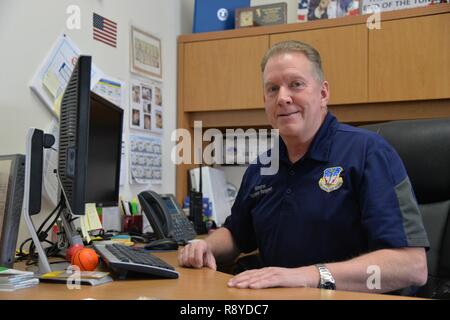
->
xmin=128 ymin=201 xmax=134 ymax=215
xmin=120 ymin=200 xmax=127 ymax=216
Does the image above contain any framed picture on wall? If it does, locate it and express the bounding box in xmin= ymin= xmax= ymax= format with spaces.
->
xmin=130 ymin=26 xmax=162 ymax=79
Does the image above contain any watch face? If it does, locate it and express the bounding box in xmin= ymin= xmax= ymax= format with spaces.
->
xmin=321 ymin=281 xmax=336 ymax=290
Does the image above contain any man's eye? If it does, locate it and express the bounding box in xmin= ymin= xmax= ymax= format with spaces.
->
xmin=267 ymin=86 xmax=278 ymax=93
xmin=291 ymin=81 xmax=305 ymax=88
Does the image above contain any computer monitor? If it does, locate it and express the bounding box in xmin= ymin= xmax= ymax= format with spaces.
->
xmin=0 ymin=154 xmax=25 ymax=267
xmin=22 ymin=55 xmax=123 ymax=273
xmin=58 ymin=55 xmax=92 ymax=215
xmin=58 ymin=55 xmax=123 ymax=215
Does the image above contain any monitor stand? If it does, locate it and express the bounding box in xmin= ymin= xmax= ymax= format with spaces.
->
xmin=22 ymin=128 xmax=82 ymax=275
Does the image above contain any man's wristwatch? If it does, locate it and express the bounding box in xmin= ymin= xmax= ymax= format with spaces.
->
xmin=315 ymin=264 xmax=336 ymax=290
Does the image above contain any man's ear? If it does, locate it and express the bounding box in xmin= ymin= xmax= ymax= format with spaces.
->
xmin=320 ymin=81 xmax=330 ymax=107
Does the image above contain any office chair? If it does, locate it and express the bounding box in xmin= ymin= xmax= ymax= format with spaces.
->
xmin=362 ymin=118 xmax=450 ymax=299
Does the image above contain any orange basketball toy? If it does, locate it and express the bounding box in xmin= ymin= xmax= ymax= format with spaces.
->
xmin=71 ymin=248 xmax=99 ymax=271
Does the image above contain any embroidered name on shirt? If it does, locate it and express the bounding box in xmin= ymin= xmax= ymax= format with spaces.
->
xmin=250 ymin=184 xmax=273 ymax=198
xmin=319 ymin=166 xmax=344 ymax=192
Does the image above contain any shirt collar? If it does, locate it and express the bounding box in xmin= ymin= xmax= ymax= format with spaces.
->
xmin=279 ymin=112 xmax=338 ymax=164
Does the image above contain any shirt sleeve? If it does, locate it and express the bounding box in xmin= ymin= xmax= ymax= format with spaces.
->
xmin=223 ymin=167 xmax=258 ymax=254
xmin=358 ymin=139 xmax=430 ymax=251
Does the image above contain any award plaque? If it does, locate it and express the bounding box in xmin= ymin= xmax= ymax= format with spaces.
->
xmin=235 ymin=2 xmax=287 ymax=28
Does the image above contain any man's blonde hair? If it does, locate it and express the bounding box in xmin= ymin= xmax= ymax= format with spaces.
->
xmin=260 ymin=40 xmax=324 ymax=82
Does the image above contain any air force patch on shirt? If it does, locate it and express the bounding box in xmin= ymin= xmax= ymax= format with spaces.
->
xmin=319 ymin=167 xmax=344 ymax=192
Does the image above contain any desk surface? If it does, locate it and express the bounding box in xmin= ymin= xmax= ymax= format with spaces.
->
xmin=0 ymin=251 xmax=421 ymax=300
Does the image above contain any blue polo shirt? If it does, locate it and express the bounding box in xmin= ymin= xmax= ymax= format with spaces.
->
xmin=223 ymin=112 xmax=429 ymax=268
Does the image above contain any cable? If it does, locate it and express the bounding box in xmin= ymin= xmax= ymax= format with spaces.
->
xmin=35 ymin=199 xmax=62 ymax=237
xmin=16 ymin=200 xmax=63 ymax=264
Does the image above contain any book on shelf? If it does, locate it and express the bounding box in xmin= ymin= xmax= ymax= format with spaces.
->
xmin=192 ymin=0 xmax=250 ymax=33
xmin=39 ymin=270 xmax=113 ymax=286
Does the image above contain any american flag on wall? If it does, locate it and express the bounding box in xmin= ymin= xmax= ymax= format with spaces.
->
xmin=93 ymin=13 xmax=117 ymax=48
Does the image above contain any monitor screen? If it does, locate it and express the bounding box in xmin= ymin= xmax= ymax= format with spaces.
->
xmin=86 ymin=93 xmax=123 ymax=207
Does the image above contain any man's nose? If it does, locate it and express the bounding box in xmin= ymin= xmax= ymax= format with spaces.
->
xmin=277 ymin=87 xmax=293 ymax=106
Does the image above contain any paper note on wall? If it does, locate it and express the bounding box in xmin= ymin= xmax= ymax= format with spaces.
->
xmin=129 ymin=134 xmax=162 ymax=185
xmin=30 ymin=33 xmax=104 ymax=118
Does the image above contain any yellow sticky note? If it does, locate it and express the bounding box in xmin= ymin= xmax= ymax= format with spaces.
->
xmin=80 ymin=217 xmax=92 ymax=243
xmin=53 ymin=94 xmax=62 ymax=116
xmin=85 ymin=203 xmax=103 ymax=231
xmin=43 ymin=70 xmax=60 ymax=98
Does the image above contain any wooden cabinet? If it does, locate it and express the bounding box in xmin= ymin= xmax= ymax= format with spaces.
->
xmin=183 ymin=36 xmax=268 ymax=112
xmin=368 ymin=13 xmax=450 ymax=102
xmin=176 ymin=4 xmax=450 ymax=202
xmin=270 ymin=25 xmax=368 ymax=105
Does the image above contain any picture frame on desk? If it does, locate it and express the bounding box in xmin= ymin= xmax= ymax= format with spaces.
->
xmin=130 ymin=26 xmax=162 ymax=79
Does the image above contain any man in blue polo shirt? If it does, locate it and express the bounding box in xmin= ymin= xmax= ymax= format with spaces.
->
xmin=178 ymin=40 xmax=429 ymax=293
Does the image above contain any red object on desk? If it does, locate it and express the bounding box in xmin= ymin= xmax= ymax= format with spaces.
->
xmin=71 ymin=248 xmax=99 ymax=271
xmin=123 ymin=215 xmax=143 ymax=233
xmin=65 ymin=244 xmax=84 ymax=261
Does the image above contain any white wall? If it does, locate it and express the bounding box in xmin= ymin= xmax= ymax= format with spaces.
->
xmin=0 ymin=0 xmax=181 ymax=246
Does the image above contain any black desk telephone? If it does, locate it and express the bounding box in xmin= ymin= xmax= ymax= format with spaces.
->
xmin=138 ymin=191 xmax=197 ymax=244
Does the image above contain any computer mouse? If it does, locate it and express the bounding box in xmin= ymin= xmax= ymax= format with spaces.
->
xmin=144 ymin=238 xmax=179 ymax=251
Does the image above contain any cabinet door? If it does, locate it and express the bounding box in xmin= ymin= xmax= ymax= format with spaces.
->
xmin=270 ymin=25 xmax=368 ymax=105
xmin=183 ymin=36 xmax=269 ymax=112
xmin=369 ymin=13 xmax=450 ymax=102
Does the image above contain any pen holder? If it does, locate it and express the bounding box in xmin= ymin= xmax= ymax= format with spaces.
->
xmin=123 ymin=215 xmax=143 ymax=234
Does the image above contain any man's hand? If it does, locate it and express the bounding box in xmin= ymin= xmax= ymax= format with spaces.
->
xmin=178 ymin=239 xmax=217 ymax=270
xmin=227 ymin=266 xmax=319 ymax=289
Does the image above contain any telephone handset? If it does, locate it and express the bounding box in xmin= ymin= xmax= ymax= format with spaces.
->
xmin=137 ymin=190 xmax=197 ymax=244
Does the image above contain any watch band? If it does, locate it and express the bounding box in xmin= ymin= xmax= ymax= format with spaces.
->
xmin=315 ymin=264 xmax=336 ymax=290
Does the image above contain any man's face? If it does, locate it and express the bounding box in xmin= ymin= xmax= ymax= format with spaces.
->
xmin=263 ymin=52 xmax=329 ymax=142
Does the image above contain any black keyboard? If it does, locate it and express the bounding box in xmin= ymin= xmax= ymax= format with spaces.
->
xmin=94 ymin=243 xmax=179 ymax=279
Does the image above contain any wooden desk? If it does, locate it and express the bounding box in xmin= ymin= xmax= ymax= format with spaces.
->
xmin=0 ymin=251 xmax=421 ymax=300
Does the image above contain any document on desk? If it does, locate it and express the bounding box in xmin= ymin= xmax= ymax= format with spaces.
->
xmin=80 ymin=204 xmax=103 ymax=243
xmin=40 ymin=270 xmax=112 ymax=286
xmin=85 ymin=203 xmax=103 ymax=231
